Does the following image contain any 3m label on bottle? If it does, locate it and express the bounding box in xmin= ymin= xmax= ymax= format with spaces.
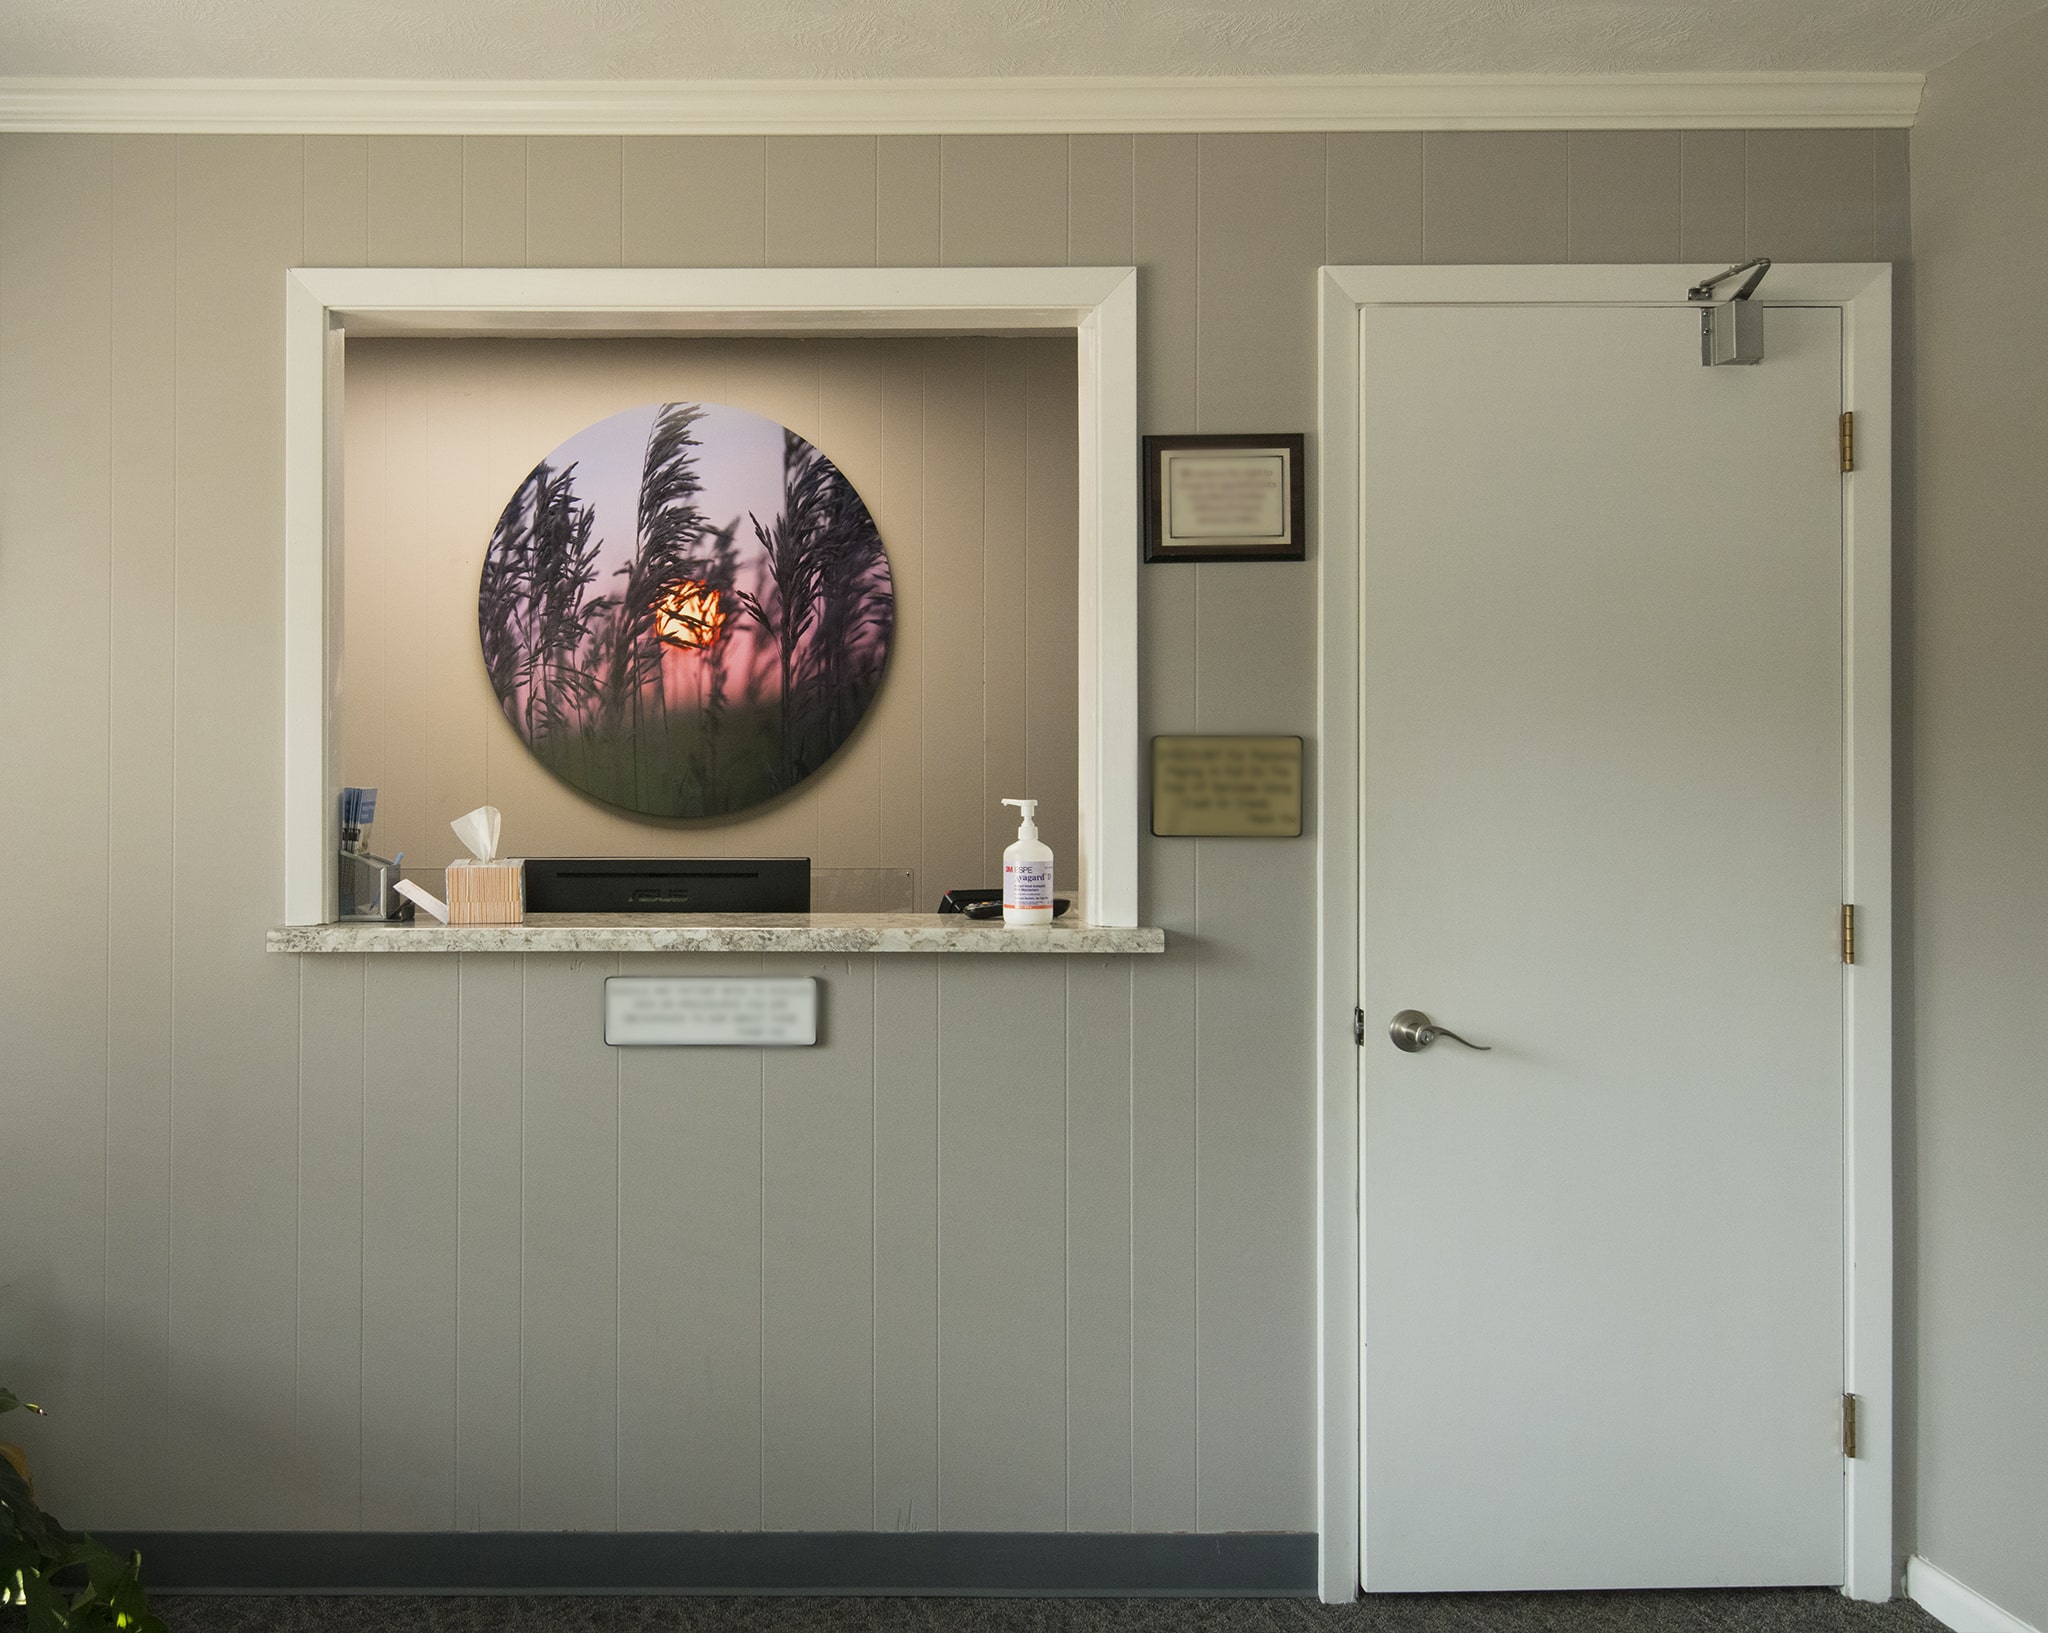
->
xmin=1005 ymin=861 xmax=1053 ymax=909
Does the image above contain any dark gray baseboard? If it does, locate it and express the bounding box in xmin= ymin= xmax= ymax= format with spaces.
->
xmin=107 ymin=1530 xmax=1318 ymax=1597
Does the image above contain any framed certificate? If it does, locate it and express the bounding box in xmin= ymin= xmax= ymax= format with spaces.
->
xmin=1142 ymin=432 xmax=1306 ymax=563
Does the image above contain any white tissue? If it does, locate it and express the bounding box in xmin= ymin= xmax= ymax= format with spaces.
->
xmin=451 ymin=805 xmax=503 ymax=863
xmin=394 ymin=878 xmax=451 ymax=923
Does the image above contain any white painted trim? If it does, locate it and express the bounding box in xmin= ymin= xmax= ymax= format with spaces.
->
xmin=1313 ymin=263 xmax=1894 ymax=1603
xmin=281 ymin=275 xmax=335 ymax=925
xmin=1839 ymin=263 xmax=1896 ymax=1606
xmin=1910 ymin=1557 xmax=2044 ymax=1633
xmin=281 ymin=266 xmax=1141 ymax=928
xmin=1312 ymin=267 xmax=1365 ymax=1606
xmin=1 ymin=72 xmax=1923 ymax=135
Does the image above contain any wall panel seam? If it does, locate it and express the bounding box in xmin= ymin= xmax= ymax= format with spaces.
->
xmin=1565 ymin=131 xmax=1574 ymax=261
xmin=1741 ymin=129 xmax=1752 ymax=260
xmin=613 ymin=996 xmax=622 ymax=1529
xmin=292 ymin=958 xmax=303 ymax=1491
xmin=453 ymin=957 xmax=463 ymax=1527
xmin=100 ymin=135 xmax=117 ymax=1516
xmin=1064 ymin=962 xmax=1081 ymax=1524
xmin=356 ymin=956 xmax=366 ymax=1527
xmin=934 ymin=959 xmax=944 ymax=1529
xmin=869 ymin=965 xmax=878 ymax=1529
xmin=757 ymin=1043 xmax=766 ymax=1530
xmin=167 ymin=134 xmax=183 ymax=1527
xmin=507 ymin=954 xmax=516 ymax=1532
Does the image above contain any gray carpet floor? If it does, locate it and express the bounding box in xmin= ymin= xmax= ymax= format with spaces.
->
xmin=152 ymin=1590 xmax=1946 ymax=1632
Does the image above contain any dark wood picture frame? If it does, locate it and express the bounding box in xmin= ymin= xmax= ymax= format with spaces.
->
xmin=1142 ymin=432 xmax=1307 ymax=563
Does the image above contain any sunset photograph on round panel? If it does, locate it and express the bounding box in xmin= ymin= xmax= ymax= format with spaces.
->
xmin=478 ymin=401 xmax=894 ymax=819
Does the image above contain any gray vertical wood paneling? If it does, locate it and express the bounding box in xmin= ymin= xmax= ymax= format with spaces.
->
xmin=919 ymin=340 xmax=990 ymax=899
xmin=937 ymin=959 xmax=1070 ymax=1528
xmin=1128 ymin=942 xmax=1199 ymax=1533
xmin=872 ymin=959 xmax=942 ymax=1529
xmin=1197 ymin=134 xmax=1324 ymax=429
xmin=1745 ymin=129 xmax=1878 ymax=261
xmin=617 ymin=954 xmax=767 ymax=1529
xmin=1874 ymin=129 xmax=1911 ymax=262
xmin=762 ymin=960 xmax=878 ymax=1528
xmin=980 ymin=342 xmax=1032 ymax=871
xmin=765 ymin=137 xmax=877 ymax=266
xmin=0 ymin=124 xmax=1900 ymax=1545
xmin=518 ymin=955 xmax=622 ymax=1529
xmin=166 ymin=135 xmax=309 ymax=1526
xmin=941 ymin=136 xmax=1069 ymax=266
xmin=1067 ymin=134 xmax=1134 ymax=266
xmin=367 ymin=137 xmax=463 ymax=266
xmin=1065 ymin=962 xmax=1136 ymax=1529
xmin=303 ymin=137 xmax=369 ymax=265
xmin=0 ymin=134 xmax=115 ymax=1520
xmin=339 ymin=344 xmax=386 ymax=826
xmin=622 ymin=137 xmax=766 ymax=267
xmin=454 ymin=956 xmax=525 ymax=1529
xmin=1128 ymin=128 xmax=1202 ymax=1534
xmin=1188 ymin=133 xmax=1326 ymax=1532
xmin=367 ymin=360 xmax=432 ymax=872
xmin=1327 ymin=132 xmax=1423 ymax=263
xmin=461 ymin=138 xmax=527 ymax=267
xmin=295 ymin=957 xmax=366 ymax=1527
xmin=878 ymin=136 xmax=941 ymax=266
xmin=101 ymin=134 xmax=180 ymax=1528
xmin=1422 ymin=131 xmax=1571 ymax=263
xmin=877 ymin=346 xmax=929 ymax=899
xmin=1679 ymin=131 xmax=1748 ymax=263
xmin=1134 ymin=135 xmax=1199 ymax=433
xmin=421 ymin=356 xmax=493 ymax=858
xmin=525 ymin=137 xmax=624 ymax=267
xmin=1567 ymin=131 xmax=1682 ymax=262
xmin=360 ymin=957 xmax=462 ymax=1527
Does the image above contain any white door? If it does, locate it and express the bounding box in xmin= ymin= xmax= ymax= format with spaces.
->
xmin=1359 ymin=302 xmax=1848 ymax=1591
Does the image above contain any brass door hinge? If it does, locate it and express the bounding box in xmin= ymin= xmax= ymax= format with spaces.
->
xmin=1840 ymin=411 xmax=1855 ymax=473
xmin=1841 ymin=904 xmax=1856 ymax=965
xmin=1843 ymin=1393 xmax=1859 ymax=1459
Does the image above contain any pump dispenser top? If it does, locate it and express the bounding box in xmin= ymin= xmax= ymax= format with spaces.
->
xmin=1000 ymin=798 xmax=1054 ymax=927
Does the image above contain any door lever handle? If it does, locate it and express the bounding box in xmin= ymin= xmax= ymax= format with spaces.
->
xmin=1389 ymin=1009 xmax=1492 ymax=1053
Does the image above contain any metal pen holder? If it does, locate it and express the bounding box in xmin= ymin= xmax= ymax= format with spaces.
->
xmin=339 ymin=848 xmax=412 ymax=921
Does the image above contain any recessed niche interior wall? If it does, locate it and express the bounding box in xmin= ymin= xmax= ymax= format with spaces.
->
xmin=339 ymin=334 xmax=1079 ymax=911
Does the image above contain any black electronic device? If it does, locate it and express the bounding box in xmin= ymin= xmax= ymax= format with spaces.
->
xmin=936 ymin=888 xmax=1072 ymax=920
xmin=526 ymin=858 xmax=810 ymax=914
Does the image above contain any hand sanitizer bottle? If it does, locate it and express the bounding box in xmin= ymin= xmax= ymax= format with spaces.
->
xmin=1001 ymin=798 xmax=1054 ymax=927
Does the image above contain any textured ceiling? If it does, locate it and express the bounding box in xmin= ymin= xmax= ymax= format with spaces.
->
xmin=5 ymin=0 xmax=2045 ymax=79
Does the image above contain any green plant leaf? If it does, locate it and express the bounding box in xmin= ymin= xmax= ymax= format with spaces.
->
xmin=1 ymin=1465 xmax=59 ymax=1556
xmin=81 ymin=1536 xmax=133 ymax=1602
xmin=19 ymin=1563 xmax=65 ymax=1633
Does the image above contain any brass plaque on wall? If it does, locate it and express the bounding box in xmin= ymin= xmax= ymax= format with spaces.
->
xmin=1151 ymin=735 xmax=1304 ymax=838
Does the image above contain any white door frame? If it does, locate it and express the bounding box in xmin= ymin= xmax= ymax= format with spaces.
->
xmin=1312 ymin=264 xmax=1893 ymax=1604
xmin=281 ymin=265 xmax=1140 ymax=927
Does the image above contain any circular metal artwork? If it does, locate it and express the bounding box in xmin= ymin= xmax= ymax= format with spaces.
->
xmin=479 ymin=401 xmax=894 ymax=818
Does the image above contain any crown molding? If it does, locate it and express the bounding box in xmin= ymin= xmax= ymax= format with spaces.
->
xmin=0 ymin=72 xmax=1922 ymax=135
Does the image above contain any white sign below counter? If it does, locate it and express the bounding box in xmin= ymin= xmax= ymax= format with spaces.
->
xmin=604 ymin=976 xmax=820 ymax=1047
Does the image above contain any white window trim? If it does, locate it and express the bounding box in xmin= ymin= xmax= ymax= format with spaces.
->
xmin=282 ymin=265 xmax=1141 ymax=928
xmin=1312 ymin=263 xmax=1893 ymax=1604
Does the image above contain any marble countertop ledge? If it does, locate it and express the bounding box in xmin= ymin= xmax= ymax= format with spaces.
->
xmin=267 ymin=913 xmax=1166 ymax=956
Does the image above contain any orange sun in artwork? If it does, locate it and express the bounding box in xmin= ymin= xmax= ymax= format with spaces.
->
xmin=651 ymin=579 xmax=728 ymax=651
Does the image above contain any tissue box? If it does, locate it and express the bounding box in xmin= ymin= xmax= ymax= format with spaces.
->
xmin=446 ymin=857 xmax=525 ymax=926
